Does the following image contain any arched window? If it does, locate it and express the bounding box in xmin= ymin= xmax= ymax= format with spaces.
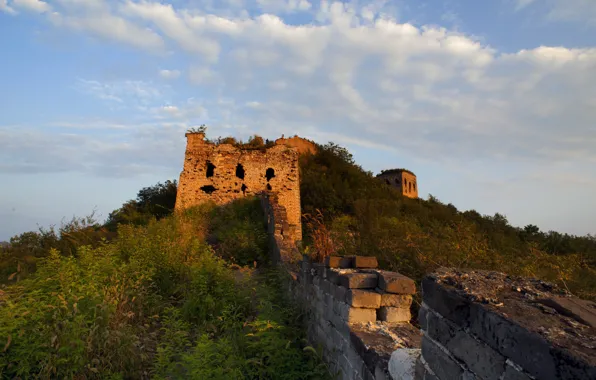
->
xmin=235 ymin=163 xmax=245 ymax=179
xmin=385 ymin=179 xmax=390 ymax=185
xmin=413 ymin=183 xmax=417 ymax=191
xmin=241 ymin=184 xmax=248 ymax=195
xmin=266 ymin=168 xmax=275 ymax=181
xmin=267 ymin=184 xmax=272 ymax=191
xmin=206 ymin=161 xmax=215 ymax=177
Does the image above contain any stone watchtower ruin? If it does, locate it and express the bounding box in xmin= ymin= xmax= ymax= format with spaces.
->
xmin=377 ymin=169 xmax=418 ymax=198
xmin=175 ymin=132 xmax=309 ymax=242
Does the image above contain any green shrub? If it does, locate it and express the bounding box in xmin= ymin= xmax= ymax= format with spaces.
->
xmin=1 ymin=199 xmax=330 ymax=379
xmin=208 ymin=197 xmax=268 ymax=266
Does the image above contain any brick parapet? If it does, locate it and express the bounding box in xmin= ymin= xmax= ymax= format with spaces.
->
xmin=417 ymin=268 xmax=596 ymax=380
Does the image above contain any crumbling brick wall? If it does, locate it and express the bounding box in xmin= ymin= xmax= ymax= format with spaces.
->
xmin=175 ymin=132 xmax=302 ymax=242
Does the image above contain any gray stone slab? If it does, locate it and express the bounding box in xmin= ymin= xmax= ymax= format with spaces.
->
xmin=335 ymin=285 xmax=348 ymax=303
xmin=421 ymin=335 xmax=465 ymax=380
xmin=425 ymin=307 xmax=506 ymax=380
xmin=467 ymin=302 xmax=557 ymax=380
xmin=423 ymin=275 xmax=596 ymax=380
xmin=378 ymin=270 xmax=416 ymax=294
xmin=421 ymin=276 xmax=471 ymax=327
xmin=536 ymin=296 xmax=596 ymax=328
xmin=501 ymin=361 xmax=533 ymax=380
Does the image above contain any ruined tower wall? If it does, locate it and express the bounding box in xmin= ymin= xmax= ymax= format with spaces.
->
xmin=274 ymin=135 xmax=318 ymax=155
xmin=175 ymin=133 xmax=302 ymax=241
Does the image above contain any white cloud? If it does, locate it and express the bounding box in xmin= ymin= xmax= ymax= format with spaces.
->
xmin=120 ymin=0 xmax=220 ymax=61
xmin=0 ymin=0 xmax=16 ymax=14
xmin=159 ymin=69 xmax=181 ymax=79
xmin=12 ymin=0 xmax=50 ymax=13
xmin=256 ymin=0 xmax=312 ymax=13
xmin=188 ymin=66 xmax=218 ymax=84
xmin=5 ymin=1 xmax=596 ymax=190
xmin=76 ymin=79 xmax=163 ymax=108
xmin=514 ymin=0 xmax=596 ymax=23
xmin=161 ymin=105 xmax=180 ymax=114
xmin=48 ymin=10 xmax=165 ymax=51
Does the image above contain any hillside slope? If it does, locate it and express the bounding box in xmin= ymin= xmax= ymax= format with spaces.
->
xmin=300 ymin=143 xmax=596 ymax=301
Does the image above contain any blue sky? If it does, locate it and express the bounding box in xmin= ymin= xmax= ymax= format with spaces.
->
xmin=1 ymin=0 xmax=595 ymax=240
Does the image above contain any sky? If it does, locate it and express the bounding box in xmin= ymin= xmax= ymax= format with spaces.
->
xmin=1 ymin=0 xmax=595 ymax=241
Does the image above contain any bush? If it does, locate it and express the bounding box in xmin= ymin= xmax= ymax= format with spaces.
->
xmin=1 ymin=199 xmax=330 ymax=379
xmin=208 ymin=197 xmax=268 ymax=266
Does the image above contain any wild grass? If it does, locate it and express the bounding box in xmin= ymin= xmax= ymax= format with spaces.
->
xmin=0 ymin=199 xmax=330 ymax=379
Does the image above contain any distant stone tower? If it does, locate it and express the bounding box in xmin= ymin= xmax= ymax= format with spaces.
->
xmin=377 ymin=169 xmax=418 ymax=198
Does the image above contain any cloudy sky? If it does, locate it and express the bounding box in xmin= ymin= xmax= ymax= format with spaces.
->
xmin=1 ymin=0 xmax=595 ymax=240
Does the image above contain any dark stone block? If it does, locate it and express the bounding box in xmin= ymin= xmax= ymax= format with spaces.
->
xmin=350 ymin=327 xmax=394 ymax=376
xmin=467 ymin=303 xmax=557 ymax=380
xmin=326 ymin=256 xmax=353 ymax=268
xmin=536 ymin=296 xmax=596 ymax=328
xmin=326 ymin=268 xmax=341 ymax=285
xmin=501 ymin=362 xmax=533 ymax=380
xmin=421 ymin=276 xmax=471 ymax=327
xmin=335 ymin=285 xmax=348 ymax=303
xmin=312 ymin=263 xmax=326 ymax=278
xmin=419 ymin=304 xmax=429 ymax=330
xmin=550 ymin=344 xmax=596 ymax=380
xmin=421 ymin=336 xmax=465 ymax=380
xmin=425 ymin=307 xmax=506 ymax=380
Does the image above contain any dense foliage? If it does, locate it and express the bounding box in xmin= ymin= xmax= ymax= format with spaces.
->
xmin=300 ymin=143 xmax=596 ymax=301
xmin=105 ymin=180 xmax=178 ymax=230
xmin=0 ymin=198 xmax=329 ymax=379
xmin=206 ymin=135 xmax=276 ymax=151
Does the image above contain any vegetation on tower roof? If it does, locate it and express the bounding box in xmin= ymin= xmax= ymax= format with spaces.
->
xmin=379 ymin=168 xmax=416 ymax=176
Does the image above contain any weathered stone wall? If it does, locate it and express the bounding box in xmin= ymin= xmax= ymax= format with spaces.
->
xmin=260 ymin=193 xmax=422 ymax=380
xmin=295 ymin=258 xmax=422 ymax=380
xmin=377 ymin=170 xmax=418 ymax=199
xmin=176 ymin=132 xmax=302 ymax=242
xmin=260 ymin=192 xmax=302 ymax=264
xmin=417 ymin=268 xmax=596 ymax=380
